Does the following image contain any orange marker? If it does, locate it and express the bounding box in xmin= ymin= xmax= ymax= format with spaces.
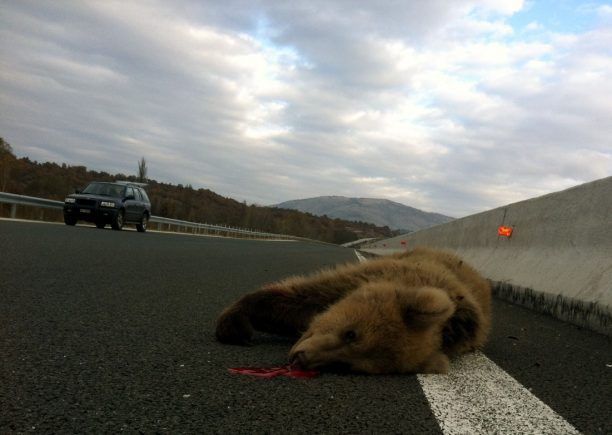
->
xmin=498 ymin=226 xmax=513 ymax=237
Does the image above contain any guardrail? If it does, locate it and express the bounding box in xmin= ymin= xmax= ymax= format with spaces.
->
xmin=0 ymin=191 xmax=296 ymax=240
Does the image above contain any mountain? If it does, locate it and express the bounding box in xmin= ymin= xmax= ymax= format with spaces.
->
xmin=274 ymin=196 xmax=453 ymax=232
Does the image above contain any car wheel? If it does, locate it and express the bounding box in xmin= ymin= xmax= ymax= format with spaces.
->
xmin=64 ymin=215 xmax=77 ymax=226
xmin=111 ymin=210 xmax=124 ymax=231
xmin=95 ymin=220 xmax=106 ymax=229
xmin=136 ymin=213 xmax=149 ymax=233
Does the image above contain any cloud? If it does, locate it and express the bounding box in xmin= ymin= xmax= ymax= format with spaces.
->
xmin=0 ymin=0 xmax=610 ymax=218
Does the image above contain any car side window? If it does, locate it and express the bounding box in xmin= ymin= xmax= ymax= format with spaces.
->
xmin=139 ymin=189 xmax=150 ymax=203
xmin=126 ymin=187 xmax=135 ymax=199
xmin=133 ymin=188 xmax=142 ymax=201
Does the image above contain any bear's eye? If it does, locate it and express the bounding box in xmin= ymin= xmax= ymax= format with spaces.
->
xmin=343 ymin=330 xmax=357 ymax=343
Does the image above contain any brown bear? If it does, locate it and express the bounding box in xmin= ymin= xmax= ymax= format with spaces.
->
xmin=215 ymin=247 xmax=491 ymax=374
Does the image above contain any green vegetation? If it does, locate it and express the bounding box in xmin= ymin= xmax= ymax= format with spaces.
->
xmin=0 ymin=138 xmax=394 ymax=244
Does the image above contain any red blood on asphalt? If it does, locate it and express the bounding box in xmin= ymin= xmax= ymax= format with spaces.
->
xmin=229 ymin=365 xmax=319 ymax=379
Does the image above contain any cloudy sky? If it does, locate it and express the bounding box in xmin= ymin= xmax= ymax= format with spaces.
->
xmin=1 ymin=0 xmax=611 ymax=217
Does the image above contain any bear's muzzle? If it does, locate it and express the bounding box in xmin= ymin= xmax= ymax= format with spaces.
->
xmin=289 ymin=350 xmax=307 ymax=368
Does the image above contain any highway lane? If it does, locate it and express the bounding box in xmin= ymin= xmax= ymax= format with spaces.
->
xmin=1 ymin=220 xmax=610 ymax=433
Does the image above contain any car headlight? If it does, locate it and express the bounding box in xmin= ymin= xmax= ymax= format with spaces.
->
xmin=65 ymin=198 xmax=76 ymax=203
xmin=100 ymin=201 xmax=116 ymax=208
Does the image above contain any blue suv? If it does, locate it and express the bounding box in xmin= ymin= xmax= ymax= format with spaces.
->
xmin=63 ymin=181 xmax=151 ymax=232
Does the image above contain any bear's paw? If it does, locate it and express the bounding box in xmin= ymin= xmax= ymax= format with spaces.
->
xmin=215 ymin=306 xmax=253 ymax=345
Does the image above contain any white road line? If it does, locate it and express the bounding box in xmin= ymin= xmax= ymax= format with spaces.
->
xmin=354 ymin=252 xmax=579 ymax=434
xmin=0 ymin=218 xmax=295 ymax=241
xmin=354 ymin=250 xmax=367 ymax=263
xmin=418 ymin=352 xmax=579 ymax=435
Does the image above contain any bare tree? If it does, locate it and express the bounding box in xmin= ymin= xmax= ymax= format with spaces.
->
xmin=137 ymin=157 xmax=148 ymax=183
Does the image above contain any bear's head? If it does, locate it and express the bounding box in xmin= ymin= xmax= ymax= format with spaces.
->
xmin=288 ymin=282 xmax=455 ymax=374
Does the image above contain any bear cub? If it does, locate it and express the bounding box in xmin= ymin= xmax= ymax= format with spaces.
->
xmin=215 ymin=247 xmax=491 ymax=374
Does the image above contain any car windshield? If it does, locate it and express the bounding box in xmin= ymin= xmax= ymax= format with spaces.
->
xmin=82 ymin=183 xmax=125 ymax=197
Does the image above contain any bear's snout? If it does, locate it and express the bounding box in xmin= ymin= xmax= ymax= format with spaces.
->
xmin=289 ymin=331 xmax=348 ymax=370
xmin=289 ymin=350 xmax=307 ymax=368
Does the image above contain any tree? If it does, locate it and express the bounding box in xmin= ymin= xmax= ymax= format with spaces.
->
xmin=137 ymin=157 xmax=148 ymax=183
xmin=0 ymin=137 xmax=15 ymax=191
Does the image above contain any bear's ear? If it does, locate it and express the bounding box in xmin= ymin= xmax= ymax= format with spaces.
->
xmin=397 ymin=286 xmax=455 ymax=329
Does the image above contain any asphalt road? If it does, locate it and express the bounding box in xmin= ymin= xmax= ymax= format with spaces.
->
xmin=1 ymin=220 xmax=610 ymax=434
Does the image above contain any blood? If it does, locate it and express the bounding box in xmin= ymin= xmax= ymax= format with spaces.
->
xmin=228 ymin=365 xmax=319 ymax=379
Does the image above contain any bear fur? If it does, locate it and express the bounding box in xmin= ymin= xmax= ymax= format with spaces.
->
xmin=215 ymin=247 xmax=491 ymax=374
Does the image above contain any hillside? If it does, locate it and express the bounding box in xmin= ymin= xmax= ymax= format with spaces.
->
xmin=275 ymin=196 xmax=453 ymax=232
xmin=0 ymin=138 xmax=394 ymax=244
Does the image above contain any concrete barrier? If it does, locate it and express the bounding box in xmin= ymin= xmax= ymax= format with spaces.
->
xmin=361 ymin=176 xmax=612 ymax=335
